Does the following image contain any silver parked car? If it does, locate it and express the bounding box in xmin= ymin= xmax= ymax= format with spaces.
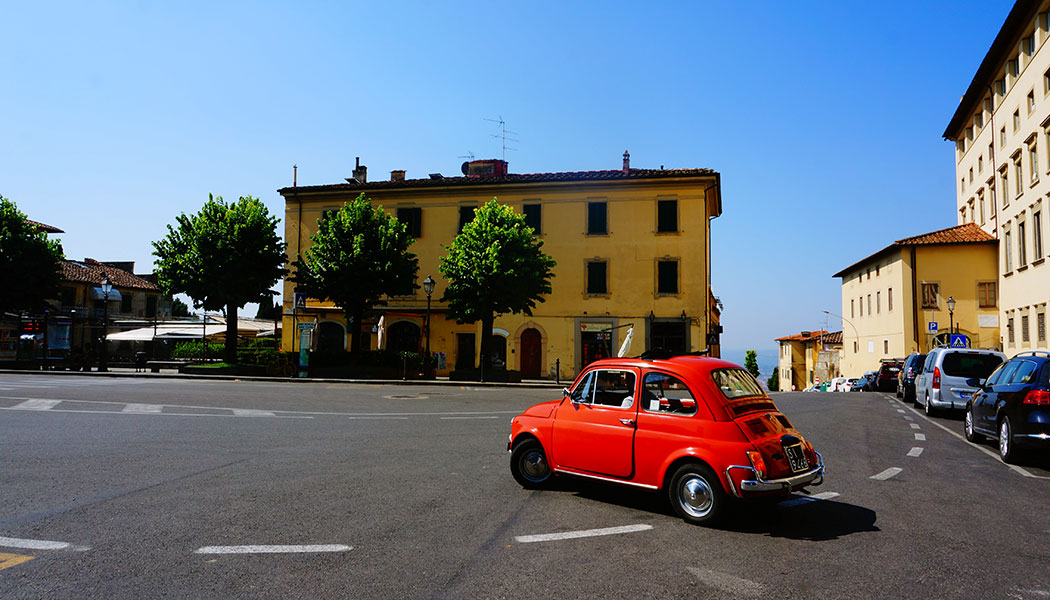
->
xmin=915 ymin=347 xmax=1005 ymax=415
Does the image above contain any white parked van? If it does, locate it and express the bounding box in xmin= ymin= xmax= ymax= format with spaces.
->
xmin=915 ymin=347 xmax=1005 ymax=415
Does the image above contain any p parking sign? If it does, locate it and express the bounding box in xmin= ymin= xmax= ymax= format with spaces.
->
xmin=928 ymin=322 xmax=938 ymax=333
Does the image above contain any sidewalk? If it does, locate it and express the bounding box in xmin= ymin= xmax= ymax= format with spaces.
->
xmin=0 ymin=366 xmax=566 ymax=389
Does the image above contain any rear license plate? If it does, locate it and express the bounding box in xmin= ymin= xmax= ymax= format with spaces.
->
xmin=784 ymin=444 xmax=808 ymax=473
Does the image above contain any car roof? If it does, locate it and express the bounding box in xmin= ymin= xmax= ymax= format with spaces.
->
xmin=577 ymin=355 xmax=742 ymax=375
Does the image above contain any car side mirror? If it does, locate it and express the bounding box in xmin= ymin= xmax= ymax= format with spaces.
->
xmin=563 ymin=387 xmax=576 ymax=404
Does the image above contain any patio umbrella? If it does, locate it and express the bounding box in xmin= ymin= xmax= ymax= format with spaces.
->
xmin=617 ymin=326 xmax=634 ymax=357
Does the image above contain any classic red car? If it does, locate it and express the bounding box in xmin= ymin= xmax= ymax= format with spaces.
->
xmin=508 ymin=354 xmax=824 ymax=525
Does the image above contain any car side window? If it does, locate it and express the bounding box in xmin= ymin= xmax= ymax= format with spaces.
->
xmin=592 ymin=370 xmax=636 ymax=408
xmin=641 ymin=372 xmax=698 ymax=416
xmin=993 ymin=361 xmax=1020 ymax=387
xmin=983 ymin=362 xmax=1007 ymax=387
xmin=1011 ymin=360 xmax=1038 ymax=384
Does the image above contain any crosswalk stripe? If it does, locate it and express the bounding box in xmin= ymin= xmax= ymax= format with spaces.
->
xmin=123 ymin=403 xmax=163 ymax=413
xmin=9 ymin=399 xmax=61 ymax=410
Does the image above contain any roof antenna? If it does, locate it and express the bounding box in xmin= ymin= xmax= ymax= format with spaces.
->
xmin=293 ymin=164 xmax=297 ymax=187
xmin=484 ymin=116 xmax=518 ymax=161
xmin=458 ymin=151 xmax=475 ymax=161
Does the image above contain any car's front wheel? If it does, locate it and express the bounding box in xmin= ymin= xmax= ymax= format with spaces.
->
xmin=964 ymin=407 xmax=984 ymax=443
xmin=668 ymin=464 xmax=726 ymax=526
xmin=510 ymin=439 xmax=552 ymax=489
xmin=999 ymin=417 xmax=1019 ymax=464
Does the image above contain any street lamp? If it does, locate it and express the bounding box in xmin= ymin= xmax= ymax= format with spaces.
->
xmin=99 ymin=275 xmax=112 ymax=372
xmin=423 ymin=275 xmax=436 ymax=378
xmin=947 ymin=296 xmax=956 ymax=338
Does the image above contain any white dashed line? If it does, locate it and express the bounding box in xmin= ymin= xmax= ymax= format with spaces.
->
xmin=514 ymin=524 xmax=652 ymax=543
xmin=687 ymin=566 xmax=767 ymax=598
xmin=871 ymin=467 xmax=903 ymax=480
xmin=0 ymin=536 xmax=89 ymax=551
xmin=9 ymin=399 xmax=61 ymax=411
xmin=231 ymin=409 xmax=276 ymax=417
xmin=778 ymin=491 xmax=840 ymax=507
xmin=123 ymin=403 xmax=163 ymax=414
xmin=440 ymin=416 xmax=500 ymax=420
xmin=896 ymin=409 xmax=905 ymax=414
xmin=194 ymin=544 xmax=351 ymax=555
xmin=910 ymin=423 xmax=921 ymax=430
xmin=915 ymin=433 xmax=926 ymax=441
xmin=903 ymin=416 xmax=914 ymax=421
xmin=907 ymin=447 xmax=924 ymax=457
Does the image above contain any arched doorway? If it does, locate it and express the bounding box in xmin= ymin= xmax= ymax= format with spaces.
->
xmin=317 ymin=321 xmax=346 ymax=352
xmin=388 ymin=321 xmax=421 ymax=354
xmin=520 ymin=328 xmax=541 ymax=378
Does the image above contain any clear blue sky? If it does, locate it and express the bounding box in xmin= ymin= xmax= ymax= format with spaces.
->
xmin=0 ymin=1 xmax=1011 ymax=353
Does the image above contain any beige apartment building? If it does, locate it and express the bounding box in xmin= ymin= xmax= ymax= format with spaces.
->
xmin=945 ymin=0 xmax=1050 ymax=352
xmin=833 ymin=224 xmax=999 ymax=377
xmin=775 ymin=330 xmax=841 ymax=391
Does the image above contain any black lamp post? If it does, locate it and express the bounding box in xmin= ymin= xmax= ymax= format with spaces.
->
xmin=99 ymin=275 xmax=112 ymax=372
xmin=947 ymin=296 xmax=956 ymax=340
xmin=423 ymin=275 xmax=435 ymax=378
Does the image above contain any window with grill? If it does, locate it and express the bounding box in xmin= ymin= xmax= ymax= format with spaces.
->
xmin=586 ymin=260 xmax=608 ymax=294
xmin=587 ymin=202 xmax=608 ymax=235
xmin=1039 ymin=312 xmax=1046 ymax=343
xmin=1035 ymin=209 xmax=1044 ymax=260
xmin=397 ymin=207 xmax=422 ymax=238
xmin=921 ymin=283 xmax=939 ymax=309
xmin=657 ymin=199 xmax=678 ymax=233
xmin=146 ymin=295 xmax=157 ymax=318
xmin=121 ymin=293 xmax=133 ymax=314
xmin=1008 ymin=317 xmax=1016 ymax=345
xmin=1023 ymin=315 xmax=1031 ymax=343
xmin=1019 ymin=221 xmax=1028 ymax=267
xmin=888 ymin=288 xmax=893 ymax=311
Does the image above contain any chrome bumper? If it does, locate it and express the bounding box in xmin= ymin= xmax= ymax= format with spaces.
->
xmin=724 ymin=451 xmax=825 ymax=498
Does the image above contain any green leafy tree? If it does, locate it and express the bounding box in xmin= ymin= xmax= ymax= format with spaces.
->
xmin=292 ymin=194 xmax=418 ymax=355
xmin=171 ymin=297 xmax=190 ymax=317
xmin=767 ymin=367 xmax=779 ymax=392
xmin=440 ymin=199 xmax=556 ymax=371
xmin=255 ymin=299 xmax=282 ymax=321
xmin=745 ymin=350 xmax=761 ymax=378
xmin=0 ymin=196 xmax=64 ymax=315
xmin=153 ymin=194 xmax=287 ymax=363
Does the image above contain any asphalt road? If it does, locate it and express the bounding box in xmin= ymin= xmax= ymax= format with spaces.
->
xmin=1 ymin=374 xmax=1049 ymax=599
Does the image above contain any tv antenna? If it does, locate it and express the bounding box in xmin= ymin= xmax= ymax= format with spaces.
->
xmin=458 ymin=151 xmax=475 ymax=161
xmin=484 ymin=116 xmax=518 ymax=161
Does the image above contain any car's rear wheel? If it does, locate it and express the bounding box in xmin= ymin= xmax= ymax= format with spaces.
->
xmin=964 ymin=407 xmax=984 ymax=443
xmin=924 ymin=394 xmax=935 ymax=416
xmin=668 ymin=464 xmax=726 ymax=526
xmin=999 ymin=417 xmax=1018 ymax=464
xmin=510 ymin=439 xmax=552 ymax=488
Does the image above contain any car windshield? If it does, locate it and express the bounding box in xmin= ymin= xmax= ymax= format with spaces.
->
xmin=941 ymin=352 xmax=1003 ymax=378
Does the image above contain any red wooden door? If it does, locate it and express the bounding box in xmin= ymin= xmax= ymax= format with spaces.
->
xmin=520 ymin=328 xmax=541 ymax=378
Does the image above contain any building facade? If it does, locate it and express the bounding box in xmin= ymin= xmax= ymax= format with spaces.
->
xmin=279 ymin=156 xmax=722 ymax=378
xmin=945 ymin=0 xmax=1050 ymax=352
xmin=833 ymin=224 xmax=999 ymax=376
xmin=775 ymin=330 xmax=841 ymax=391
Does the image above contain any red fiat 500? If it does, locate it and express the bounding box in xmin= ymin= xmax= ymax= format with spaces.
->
xmin=508 ymin=355 xmax=824 ymax=525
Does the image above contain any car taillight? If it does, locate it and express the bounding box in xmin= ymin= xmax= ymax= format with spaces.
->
xmin=746 ymin=450 xmax=767 ymax=479
xmin=932 ymin=366 xmax=941 ymax=390
xmin=1023 ymin=389 xmax=1050 ymax=405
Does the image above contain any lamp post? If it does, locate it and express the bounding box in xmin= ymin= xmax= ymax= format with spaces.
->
xmin=947 ymin=296 xmax=956 ymax=339
xmin=823 ymin=310 xmax=859 ymax=373
xmin=423 ymin=275 xmax=436 ymax=378
xmin=99 ymin=275 xmax=112 ymax=372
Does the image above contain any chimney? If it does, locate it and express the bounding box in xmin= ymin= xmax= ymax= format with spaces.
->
xmin=390 ymin=170 xmax=405 ymax=182
xmin=352 ymin=157 xmax=367 ymax=183
xmin=622 ymin=150 xmax=630 ymax=173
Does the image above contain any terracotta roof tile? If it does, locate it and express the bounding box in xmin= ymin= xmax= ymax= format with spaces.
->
xmin=893 ymin=222 xmax=994 ymax=246
xmin=26 ymin=219 xmax=63 ymax=234
xmin=61 ymin=259 xmax=159 ymax=291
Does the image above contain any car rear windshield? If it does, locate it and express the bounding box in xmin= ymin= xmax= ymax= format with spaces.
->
xmin=712 ymin=368 xmax=765 ymax=399
xmin=941 ymin=352 xmax=1003 ymax=378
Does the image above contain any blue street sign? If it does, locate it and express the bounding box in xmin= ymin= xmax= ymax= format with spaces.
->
xmin=928 ymin=322 xmax=938 ymax=333
xmin=950 ymin=334 xmax=968 ymax=348
xmin=294 ymin=292 xmax=307 ymax=310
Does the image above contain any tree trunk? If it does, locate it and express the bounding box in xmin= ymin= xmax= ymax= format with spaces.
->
xmin=479 ymin=311 xmax=494 ymax=372
xmin=225 ymin=303 xmax=238 ymax=364
xmin=348 ymin=305 xmax=364 ymax=356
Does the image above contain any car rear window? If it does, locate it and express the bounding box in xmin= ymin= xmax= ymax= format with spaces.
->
xmin=712 ymin=368 xmax=765 ymax=399
xmin=941 ymin=352 xmax=1003 ymax=378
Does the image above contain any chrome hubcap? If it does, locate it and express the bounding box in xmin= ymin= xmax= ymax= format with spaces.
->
xmin=965 ymin=412 xmax=973 ymax=435
xmin=520 ymin=450 xmax=548 ymax=482
xmin=679 ymin=476 xmax=714 ymax=518
xmin=1000 ymin=422 xmax=1009 ymax=456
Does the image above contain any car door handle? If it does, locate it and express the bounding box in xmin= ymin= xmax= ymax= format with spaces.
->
xmin=619 ymin=418 xmax=636 ymax=427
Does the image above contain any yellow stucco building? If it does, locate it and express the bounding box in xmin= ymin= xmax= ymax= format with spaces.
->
xmin=833 ymin=223 xmax=999 ymax=377
xmin=774 ymin=330 xmax=842 ymax=391
xmin=279 ymin=155 xmax=722 ymax=378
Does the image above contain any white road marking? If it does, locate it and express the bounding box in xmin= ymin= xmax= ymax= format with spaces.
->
xmin=194 ymin=544 xmax=351 ymax=554
xmin=915 ymin=433 xmax=927 ymax=441
xmin=440 ymin=416 xmax=500 ymax=420
xmin=9 ymin=399 xmax=61 ymax=411
xmin=778 ymin=491 xmax=840 ymax=507
xmin=347 ymin=416 xmax=410 ymax=420
xmin=907 ymin=447 xmax=924 ymax=457
xmin=231 ymin=409 xmax=276 ymax=417
xmin=903 ymin=415 xmax=914 ymax=421
xmin=910 ymin=423 xmax=921 ymax=430
xmin=514 ymin=524 xmax=652 ymax=543
xmin=896 ymin=409 xmax=905 ymax=413
xmin=687 ymin=566 xmax=766 ymax=598
xmin=123 ymin=403 xmax=163 ymax=414
xmin=871 ymin=467 xmax=903 ymax=480
xmin=0 ymin=536 xmax=89 ymax=551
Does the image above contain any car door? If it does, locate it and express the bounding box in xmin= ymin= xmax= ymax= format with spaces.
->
xmin=993 ymin=359 xmax=1038 ymax=426
xmin=552 ymin=368 xmax=638 ymax=478
xmin=973 ymin=361 xmax=1010 ymax=434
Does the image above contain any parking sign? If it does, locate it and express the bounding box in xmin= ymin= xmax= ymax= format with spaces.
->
xmin=928 ymin=322 xmax=938 ymax=333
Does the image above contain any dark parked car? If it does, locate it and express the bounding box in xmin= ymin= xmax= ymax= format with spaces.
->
xmin=897 ymin=353 xmax=927 ymax=402
xmin=876 ymin=361 xmax=903 ymax=392
xmin=965 ymin=351 xmax=1050 ymax=463
xmin=851 ymin=373 xmax=875 ymax=391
